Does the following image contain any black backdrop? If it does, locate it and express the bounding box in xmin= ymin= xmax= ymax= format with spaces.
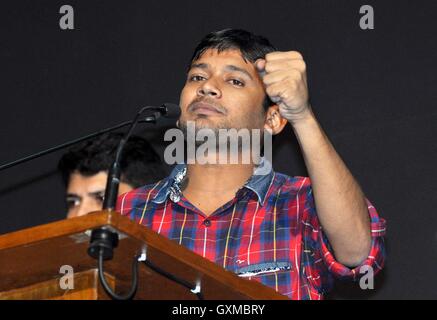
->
xmin=0 ymin=0 xmax=436 ymax=299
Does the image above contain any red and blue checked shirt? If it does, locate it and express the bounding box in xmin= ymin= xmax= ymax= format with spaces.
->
xmin=116 ymin=162 xmax=386 ymax=300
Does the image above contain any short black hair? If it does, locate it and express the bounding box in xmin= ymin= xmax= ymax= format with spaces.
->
xmin=189 ymin=28 xmax=277 ymax=110
xmin=58 ymin=132 xmax=166 ymax=188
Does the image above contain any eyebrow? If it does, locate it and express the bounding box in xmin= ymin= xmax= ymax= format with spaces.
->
xmin=66 ymin=194 xmax=81 ymax=200
xmin=66 ymin=190 xmax=104 ymax=199
xmin=190 ymin=63 xmax=254 ymax=80
xmin=88 ymin=190 xmax=105 ymax=198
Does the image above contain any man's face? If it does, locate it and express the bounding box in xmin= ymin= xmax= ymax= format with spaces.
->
xmin=65 ymin=171 xmax=133 ymax=219
xmin=179 ymin=48 xmax=267 ymax=133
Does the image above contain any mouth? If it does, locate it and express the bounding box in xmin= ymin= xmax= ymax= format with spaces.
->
xmin=190 ymin=102 xmax=225 ymax=116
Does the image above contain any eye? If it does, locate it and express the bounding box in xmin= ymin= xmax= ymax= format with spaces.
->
xmin=189 ymin=75 xmax=206 ymax=82
xmin=66 ymin=197 xmax=80 ymax=209
xmin=93 ymin=192 xmax=105 ymax=204
xmin=229 ymin=79 xmax=245 ymax=87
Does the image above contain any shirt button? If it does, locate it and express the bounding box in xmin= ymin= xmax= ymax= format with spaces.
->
xmin=203 ymin=219 xmax=211 ymax=227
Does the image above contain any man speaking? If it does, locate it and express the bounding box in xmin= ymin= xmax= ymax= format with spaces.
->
xmin=117 ymin=28 xmax=386 ymax=299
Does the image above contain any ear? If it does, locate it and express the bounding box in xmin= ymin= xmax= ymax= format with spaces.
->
xmin=264 ymin=105 xmax=288 ymax=135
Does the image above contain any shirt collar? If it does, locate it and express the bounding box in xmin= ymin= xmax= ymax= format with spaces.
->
xmin=244 ymin=158 xmax=275 ymax=205
xmin=152 ymin=158 xmax=274 ymax=206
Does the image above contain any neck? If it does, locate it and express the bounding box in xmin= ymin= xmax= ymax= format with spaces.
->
xmin=185 ymin=162 xmax=254 ymax=193
xmin=179 ymin=162 xmax=254 ymax=216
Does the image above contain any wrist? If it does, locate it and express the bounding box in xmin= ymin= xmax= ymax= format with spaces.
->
xmin=288 ymin=106 xmax=316 ymax=128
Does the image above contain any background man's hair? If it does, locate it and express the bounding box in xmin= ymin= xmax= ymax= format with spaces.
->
xmin=189 ymin=28 xmax=277 ymax=110
xmin=58 ymin=132 xmax=166 ymax=188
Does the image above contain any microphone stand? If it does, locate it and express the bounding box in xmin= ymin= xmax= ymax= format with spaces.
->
xmin=0 ymin=116 xmax=157 ymax=172
xmin=102 ymin=107 xmax=162 ymax=211
xmin=86 ymin=103 xmax=202 ymax=301
xmin=87 ymin=106 xmax=164 ymax=300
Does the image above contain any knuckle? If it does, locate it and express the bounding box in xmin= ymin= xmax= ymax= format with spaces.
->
xmin=264 ymin=62 xmax=274 ymax=73
xmin=289 ymin=50 xmax=303 ymax=59
xmin=288 ymin=59 xmax=306 ymax=72
xmin=263 ymin=74 xmax=273 ymax=84
xmin=288 ymin=71 xmax=302 ymax=82
xmin=295 ymin=60 xmax=306 ymax=71
xmin=266 ymin=51 xmax=283 ymax=59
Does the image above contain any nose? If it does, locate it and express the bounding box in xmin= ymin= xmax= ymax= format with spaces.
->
xmin=196 ymin=79 xmax=222 ymax=98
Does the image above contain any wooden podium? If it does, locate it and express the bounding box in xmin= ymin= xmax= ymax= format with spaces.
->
xmin=0 ymin=211 xmax=288 ymax=300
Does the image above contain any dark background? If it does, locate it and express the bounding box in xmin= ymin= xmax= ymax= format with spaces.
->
xmin=0 ymin=0 xmax=435 ymax=299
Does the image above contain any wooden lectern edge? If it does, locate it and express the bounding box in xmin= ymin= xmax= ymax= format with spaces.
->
xmin=0 ymin=211 xmax=111 ymax=250
xmin=0 ymin=210 xmax=289 ymax=300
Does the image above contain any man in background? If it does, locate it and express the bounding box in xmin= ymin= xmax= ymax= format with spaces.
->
xmin=58 ymin=132 xmax=167 ymax=218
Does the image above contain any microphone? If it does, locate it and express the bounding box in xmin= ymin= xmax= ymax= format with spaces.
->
xmin=101 ymin=103 xmax=180 ymax=210
xmin=0 ymin=103 xmax=180 ymax=172
xmin=156 ymin=103 xmax=181 ymax=119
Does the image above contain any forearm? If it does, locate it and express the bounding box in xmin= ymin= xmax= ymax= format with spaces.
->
xmin=291 ymin=108 xmax=371 ymax=267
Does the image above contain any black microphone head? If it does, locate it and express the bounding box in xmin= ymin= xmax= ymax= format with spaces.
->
xmin=162 ymin=103 xmax=181 ymax=118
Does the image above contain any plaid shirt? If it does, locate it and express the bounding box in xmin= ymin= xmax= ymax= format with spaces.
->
xmin=116 ymin=162 xmax=386 ymax=300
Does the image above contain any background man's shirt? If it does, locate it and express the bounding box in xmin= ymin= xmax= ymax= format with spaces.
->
xmin=116 ymin=164 xmax=386 ymax=300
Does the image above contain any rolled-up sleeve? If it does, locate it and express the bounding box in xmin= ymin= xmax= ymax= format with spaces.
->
xmin=302 ymin=186 xmax=386 ymax=294
xmin=318 ymin=198 xmax=386 ymax=281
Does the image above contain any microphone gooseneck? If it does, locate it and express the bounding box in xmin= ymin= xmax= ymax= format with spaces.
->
xmin=0 ymin=103 xmax=180 ymax=173
xmin=101 ymin=103 xmax=180 ymax=210
xmin=89 ymin=103 xmax=181 ymax=301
